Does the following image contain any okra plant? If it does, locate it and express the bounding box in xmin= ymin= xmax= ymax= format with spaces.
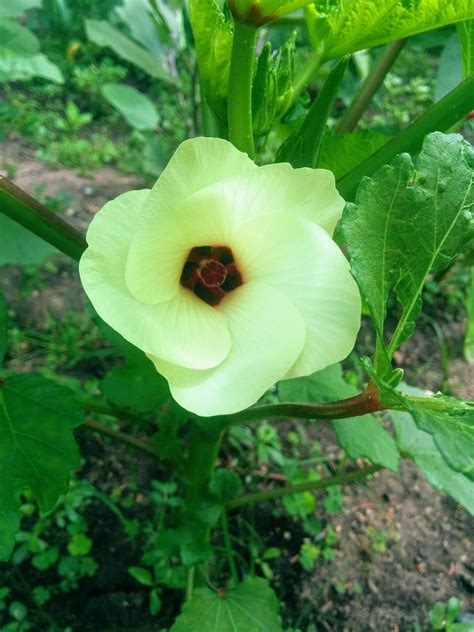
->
xmin=1 ymin=0 xmax=473 ymax=629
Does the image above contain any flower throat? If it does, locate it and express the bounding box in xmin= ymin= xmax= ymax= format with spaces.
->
xmin=180 ymin=245 xmax=243 ymax=306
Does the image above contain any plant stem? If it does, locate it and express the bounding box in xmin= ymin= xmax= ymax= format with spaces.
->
xmin=337 ymin=39 xmax=406 ymax=134
xmin=216 ymin=384 xmax=382 ymax=428
xmin=84 ymin=419 xmax=157 ymax=459
xmin=228 ymin=464 xmax=383 ymax=508
xmin=0 ymin=176 xmax=87 ymax=261
xmin=186 ymin=567 xmax=195 ymax=601
xmin=337 ymin=76 xmax=474 ymax=200
xmin=221 ymin=509 xmax=238 ymax=586
xmin=79 ymin=399 xmax=152 ymax=427
xmin=227 ymin=20 xmax=258 ymax=157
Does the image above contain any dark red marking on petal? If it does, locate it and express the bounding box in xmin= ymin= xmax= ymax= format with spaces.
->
xmin=180 ymin=245 xmax=243 ymax=306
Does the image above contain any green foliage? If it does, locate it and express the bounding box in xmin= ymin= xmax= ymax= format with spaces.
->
xmin=189 ymin=0 xmax=233 ymax=118
xmin=318 ymin=130 xmax=390 ymax=179
xmin=100 ymin=356 xmax=170 ymax=413
xmin=279 ymin=364 xmax=400 ymax=471
xmin=102 ymin=82 xmax=159 ymax=131
xmin=276 ymin=57 xmax=348 ymax=168
xmin=85 ymin=19 xmax=178 ymax=86
xmin=465 ymin=269 xmax=474 ymax=363
xmin=343 ymin=132 xmax=474 ymax=373
xmin=171 ymin=576 xmax=282 ymax=632
xmin=391 ymin=404 xmax=474 ymax=515
xmin=457 ymin=19 xmax=474 ymax=77
xmin=435 ymin=32 xmax=463 ymax=102
xmin=0 ymin=0 xmax=41 ymax=18
xmin=428 ymin=596 xmax=473 ymax=631
xmin=0 ymin=18 xmax=63 ymax=83
xmin=0 ymin=293 xmax=7 ymax=366
xmin=308 ymin=0 xmax=474 ymax=61
xmin=0 ymin=375 xmax=82 ymax=560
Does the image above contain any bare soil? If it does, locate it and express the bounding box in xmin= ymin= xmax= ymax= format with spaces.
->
xmin=1 ymin=140 xmax=473 ymax=632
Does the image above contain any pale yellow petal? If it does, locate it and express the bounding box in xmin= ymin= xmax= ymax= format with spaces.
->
xmin=80 ymin=190 xmax=231 ymax=369
xmin=149 ymin=282 xmax=306 ymax=416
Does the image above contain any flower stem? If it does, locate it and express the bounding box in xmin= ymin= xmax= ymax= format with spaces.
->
xmin=217 ymin=384 xmax=382 ymax=428
xmin=227 ymin=20 xmax=258 ymax=157
xmin=228 ymin=464 xmax=383 ymax=508
xmin=0 ymin=176 xmax=87 ymax=261
xmin=337 ymin=39 xmax=406 ymax=134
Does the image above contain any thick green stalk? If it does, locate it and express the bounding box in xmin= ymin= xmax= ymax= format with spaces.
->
xmin=337 ymin=76 xmax=474 ymax=200
xmin=227 ymin=20 xmax=258 ymax=157
xmin=228 ymin=464 xmax=383 ymax=508
xmin=337 ymin=39 xmax=406 ymax=134
xmin=0 ymin=176 xmax=87 ymax=261
xmin=216 ymin=385 xmax=382 ymax=429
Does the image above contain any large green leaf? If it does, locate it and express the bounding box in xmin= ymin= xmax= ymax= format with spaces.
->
xmin=0 ymin=19 xmax=63 ymax=83
xmin=0 ymin=214 xmax=57 ymax=266
xmin=342 ymin=133 xmax=474 ymax=368
xmin=309 ymin=0 xmax=474 ymax=61
xmin=319 ymin=129 xmax=389 ymax=180
xmin=406 ymin=397 xmax=474 ymax=482
xmin=100 ymin=356 xmax=170 ymax=414
xmin=84 ymin=19 xmax=178 ymax=87
xmin=102 ymin=83 xmax=159 ymax=131
xmin=0 ymin=375 xmax=83 ymax=560
xmin=115 ymin=0 xmax=161 ymax=56
xmin=391 ymin=405 xmax=474 ymax=515
xmin=0 ymin=0 xmax=41 ymax=18
xmin=279 ymin=364 xmax=400 ymax=471
xmin=170 ymin=576 xmax=282 ymax=632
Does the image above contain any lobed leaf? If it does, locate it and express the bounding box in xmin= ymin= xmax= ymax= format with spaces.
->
xmin=391 ymin=406 xmax=474 ymax=515
xmin=170 ymin=576 xmax=282 ymax=632
xmin=457 ymin=19 xmax=474 ymax=77
xmin=0 ymin=375 xmax=82 ymax=561
xmin=279 ymin=364 xmax=400 ymax=471
xmin=343 ymin=132 xmax=474 ymax=367
xmin=308 ymin=0 xmax=474 ymax=61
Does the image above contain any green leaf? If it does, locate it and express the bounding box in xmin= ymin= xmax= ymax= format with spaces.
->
xmin=276 ymin=57 xmax=348 ymax=168
xmin=435 ymin=32 xmax=462 ymax=102
xmin=189 ymin=0 xmax=233 ymax=119
xmin=0 ymin=375 xmax=82 ymax=561
xmin=457 ymin=19 xmax=474 ymax=77
xmin=84 ymin=19 xmax=178 ymax=87
xmin=0 ymin=0 xmax=41 ymax=18
xmin=406 ymin=397 xmax=474 ymax=481
xmin=0 ymin=293 xmax=6 ymax=367
xmin=319 ymin=129 xmax=390 ymax=181
xmin=391 ymin=405 xmax=474 ymax=515
xmin=465 ymin=268 xmax=474 ymax=364
xmin=0 ymin=19 xmax=63 ymax=83
xmin=102 ymin=83 xmax=159 ymax=131
xmin=129 ymin=566 xmax=153 ymax=586
xmin=0 ymin=214 xmax=57 ymax=266
xmin=100 ymin=355 xmax=170 ymax=414
xmin=337 ymin=78 xmax=474 ymax=200
xmin=342 ymin=132 xmax=474 ymax=366
xmin=68 ymin=532 xmax=93 ymax=556
xmin=115 ymin=0 xmax=162 ymax=57
xmin=170 ymin=576 xmax=282 ymax=632
xmin=209 ymin=469 xmax=242 ymax=503
xmin=279 ymin=364 xmax=400 ymax=471
xmin=309 ymin=0 xmax=474 ymax=61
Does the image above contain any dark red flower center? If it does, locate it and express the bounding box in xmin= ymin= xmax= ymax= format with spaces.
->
xmin=180 ymin=245 xmax=243 ymax=306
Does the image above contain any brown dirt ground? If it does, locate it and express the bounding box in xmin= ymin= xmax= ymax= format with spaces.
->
xmin=1 ymin=140 xmax=473 ymax=632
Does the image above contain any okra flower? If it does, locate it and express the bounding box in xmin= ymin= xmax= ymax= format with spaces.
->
xmin=80 ymin=138 xmax=361 ymax=416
